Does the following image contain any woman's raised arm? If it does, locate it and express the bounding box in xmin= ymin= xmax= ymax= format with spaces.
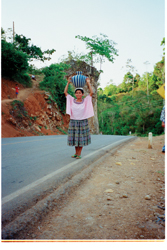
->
xmin=64 ymin=77 xmax=71 ymax=96
xmin=86 ymin=78 xmax=93 ymax=96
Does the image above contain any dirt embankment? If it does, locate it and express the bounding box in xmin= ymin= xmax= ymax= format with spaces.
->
xmin=1 ymin=77 xmax=70 ymax=138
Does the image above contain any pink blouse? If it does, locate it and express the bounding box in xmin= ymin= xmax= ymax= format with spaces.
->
xmin=66 ymin=94 xmax=94 ymax=120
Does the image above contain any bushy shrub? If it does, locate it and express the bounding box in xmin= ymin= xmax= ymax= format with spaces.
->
xmin=13 ymin=73 xmax=32 ymax=87
xmin=39 ymin=63 xmax=74 ymax=113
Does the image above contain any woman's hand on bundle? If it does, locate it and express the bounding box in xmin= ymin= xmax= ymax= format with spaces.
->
xmin=68 ymin=76 xmax=72 ymax=83
xmin=86 ymin=77 xmax=90 ymax=84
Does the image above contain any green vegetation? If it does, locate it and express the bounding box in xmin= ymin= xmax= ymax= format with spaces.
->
xmin=1 ymin=39 xmax=31 ymax=86
xmin=98 ymin=38 xmax=165 ymax=136
xmin=11 ymin=100 xmax=24 ymax=107
xmin=39 ymin=63 xmax=74 ymax=113
xmin=28 ymin=64 xmax=44 ymax=75
xmin=11 ymin=100 xmax=28 ymax=119
xmin=30 ymin=116 xmax=37 ymax=121
xmin=1 ymin=26 xmax=165 ymax=137
xmin=98 ymin=91 xmax=164 ymax=136
xmin=14 ymin=34 xmax=55 ymax=62
xmin=75 ymin=34 xmax=118 ymax=71
xmin=56 ymin=126 xmax=67 ymax=134
xmin=1 ymin=28 xmax=55 ymax=86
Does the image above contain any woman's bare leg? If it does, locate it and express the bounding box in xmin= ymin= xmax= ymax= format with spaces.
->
xmin=75 ymin=146 xmax=77 ymax=155
xmin=76 ymin=146 xmax=82 ymax=156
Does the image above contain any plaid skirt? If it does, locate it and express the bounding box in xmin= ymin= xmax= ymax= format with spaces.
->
xmin=67 ymin=119 xmax=91 ymax=147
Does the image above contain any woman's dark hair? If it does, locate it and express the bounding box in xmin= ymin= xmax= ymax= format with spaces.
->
xmin=75 ymin=88 xmax=84 ymax=94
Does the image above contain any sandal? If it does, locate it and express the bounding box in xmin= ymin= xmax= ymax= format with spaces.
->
xmin=71 ymin=154 xmax=77 ymax=158
xmin=76 ymin=155 xmax=81 ymax=159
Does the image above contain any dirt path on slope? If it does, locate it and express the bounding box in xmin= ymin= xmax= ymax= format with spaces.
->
xmin=1 ymin=89 xmax=34 ymax=103
xmin=1 ymin=78 xmax=44 ymax=104
xmin=21 ymin=135 xmax=165 ymax=240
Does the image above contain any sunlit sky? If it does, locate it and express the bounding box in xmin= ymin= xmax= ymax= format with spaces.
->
xmin=1 ymin=0 xmax=165 ymax=89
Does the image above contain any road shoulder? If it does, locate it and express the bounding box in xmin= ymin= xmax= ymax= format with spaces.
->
xmin=16 ymin=135 xmax=165 ymax=240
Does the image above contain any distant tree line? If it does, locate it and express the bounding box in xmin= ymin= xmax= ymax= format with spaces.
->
xmin=97 ymin=38 xmax=165 ymax=136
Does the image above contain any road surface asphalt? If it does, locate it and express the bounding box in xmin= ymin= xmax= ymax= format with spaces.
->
xmin=2 ymin=134 xmax=136 ymax=239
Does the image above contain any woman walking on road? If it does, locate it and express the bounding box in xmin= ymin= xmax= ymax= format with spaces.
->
xmin=64 ymin=77 xmax=94 ymax=159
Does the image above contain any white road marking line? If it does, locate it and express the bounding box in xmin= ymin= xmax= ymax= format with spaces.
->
xmin=2 ymin=137 xmax=130 ymax=205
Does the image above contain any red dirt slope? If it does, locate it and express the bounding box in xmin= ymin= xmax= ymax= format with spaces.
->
xmin=1 ymin=78 xmax=69 ymax=138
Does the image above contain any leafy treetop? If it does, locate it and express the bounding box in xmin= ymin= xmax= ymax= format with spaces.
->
xmin=14 ymin=34 xmax=56 ymax=62
xmin=75 ymin=34 xmax=118 ymax=70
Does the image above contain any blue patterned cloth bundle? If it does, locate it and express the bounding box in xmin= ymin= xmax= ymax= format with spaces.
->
xmin=71 ymin=71 xmax=87 ymax=88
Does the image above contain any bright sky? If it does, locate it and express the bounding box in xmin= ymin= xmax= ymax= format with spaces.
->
xmin=1 ymin=0 xmax=165 ymax=89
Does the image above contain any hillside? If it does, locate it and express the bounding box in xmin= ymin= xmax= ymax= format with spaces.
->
xmin=97 ymin=89 xmax=164 ymax=136
xmin=1 ymin=77 xmax=70 ymax=138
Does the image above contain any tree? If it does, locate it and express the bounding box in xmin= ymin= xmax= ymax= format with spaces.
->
xmin=143 ymin=61 xmax=151 ymax=102
xmin=2 ymin=29 xmax=56 ymax=63
xmin=125 ymin=59 xmax=137 ymax=94
xmin=14 ymin=34 xmax=56 ymax=62
xmin=161 ymin=37 xmax=165 ymax=55
xmin=58 ymin=50 xmax=89 ymax=65
xmin=134 ymin=73 xmax=140 ymax=87
xmin=120 ymin=72 xmax=133 ymax=92
xmin=103 ymin=81 xmax=118 ymax=96
xmin=1 ymin=28 xmax=56 ymax=86
xmin=151 ymin=38 xmax=165 ymax=87
xmin=1 ymin=39 xmax=31 ymax=86
xmin=1 ymin=28 xmax=5 ymax=40
xmin=75 ymin=34 xmax=118 ymax=71
xmin=97 ymin=87 xmax=104 ymax=97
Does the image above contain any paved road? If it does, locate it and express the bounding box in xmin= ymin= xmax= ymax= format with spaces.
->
xmin=2 ymin=135 xmax=134 ymax=210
